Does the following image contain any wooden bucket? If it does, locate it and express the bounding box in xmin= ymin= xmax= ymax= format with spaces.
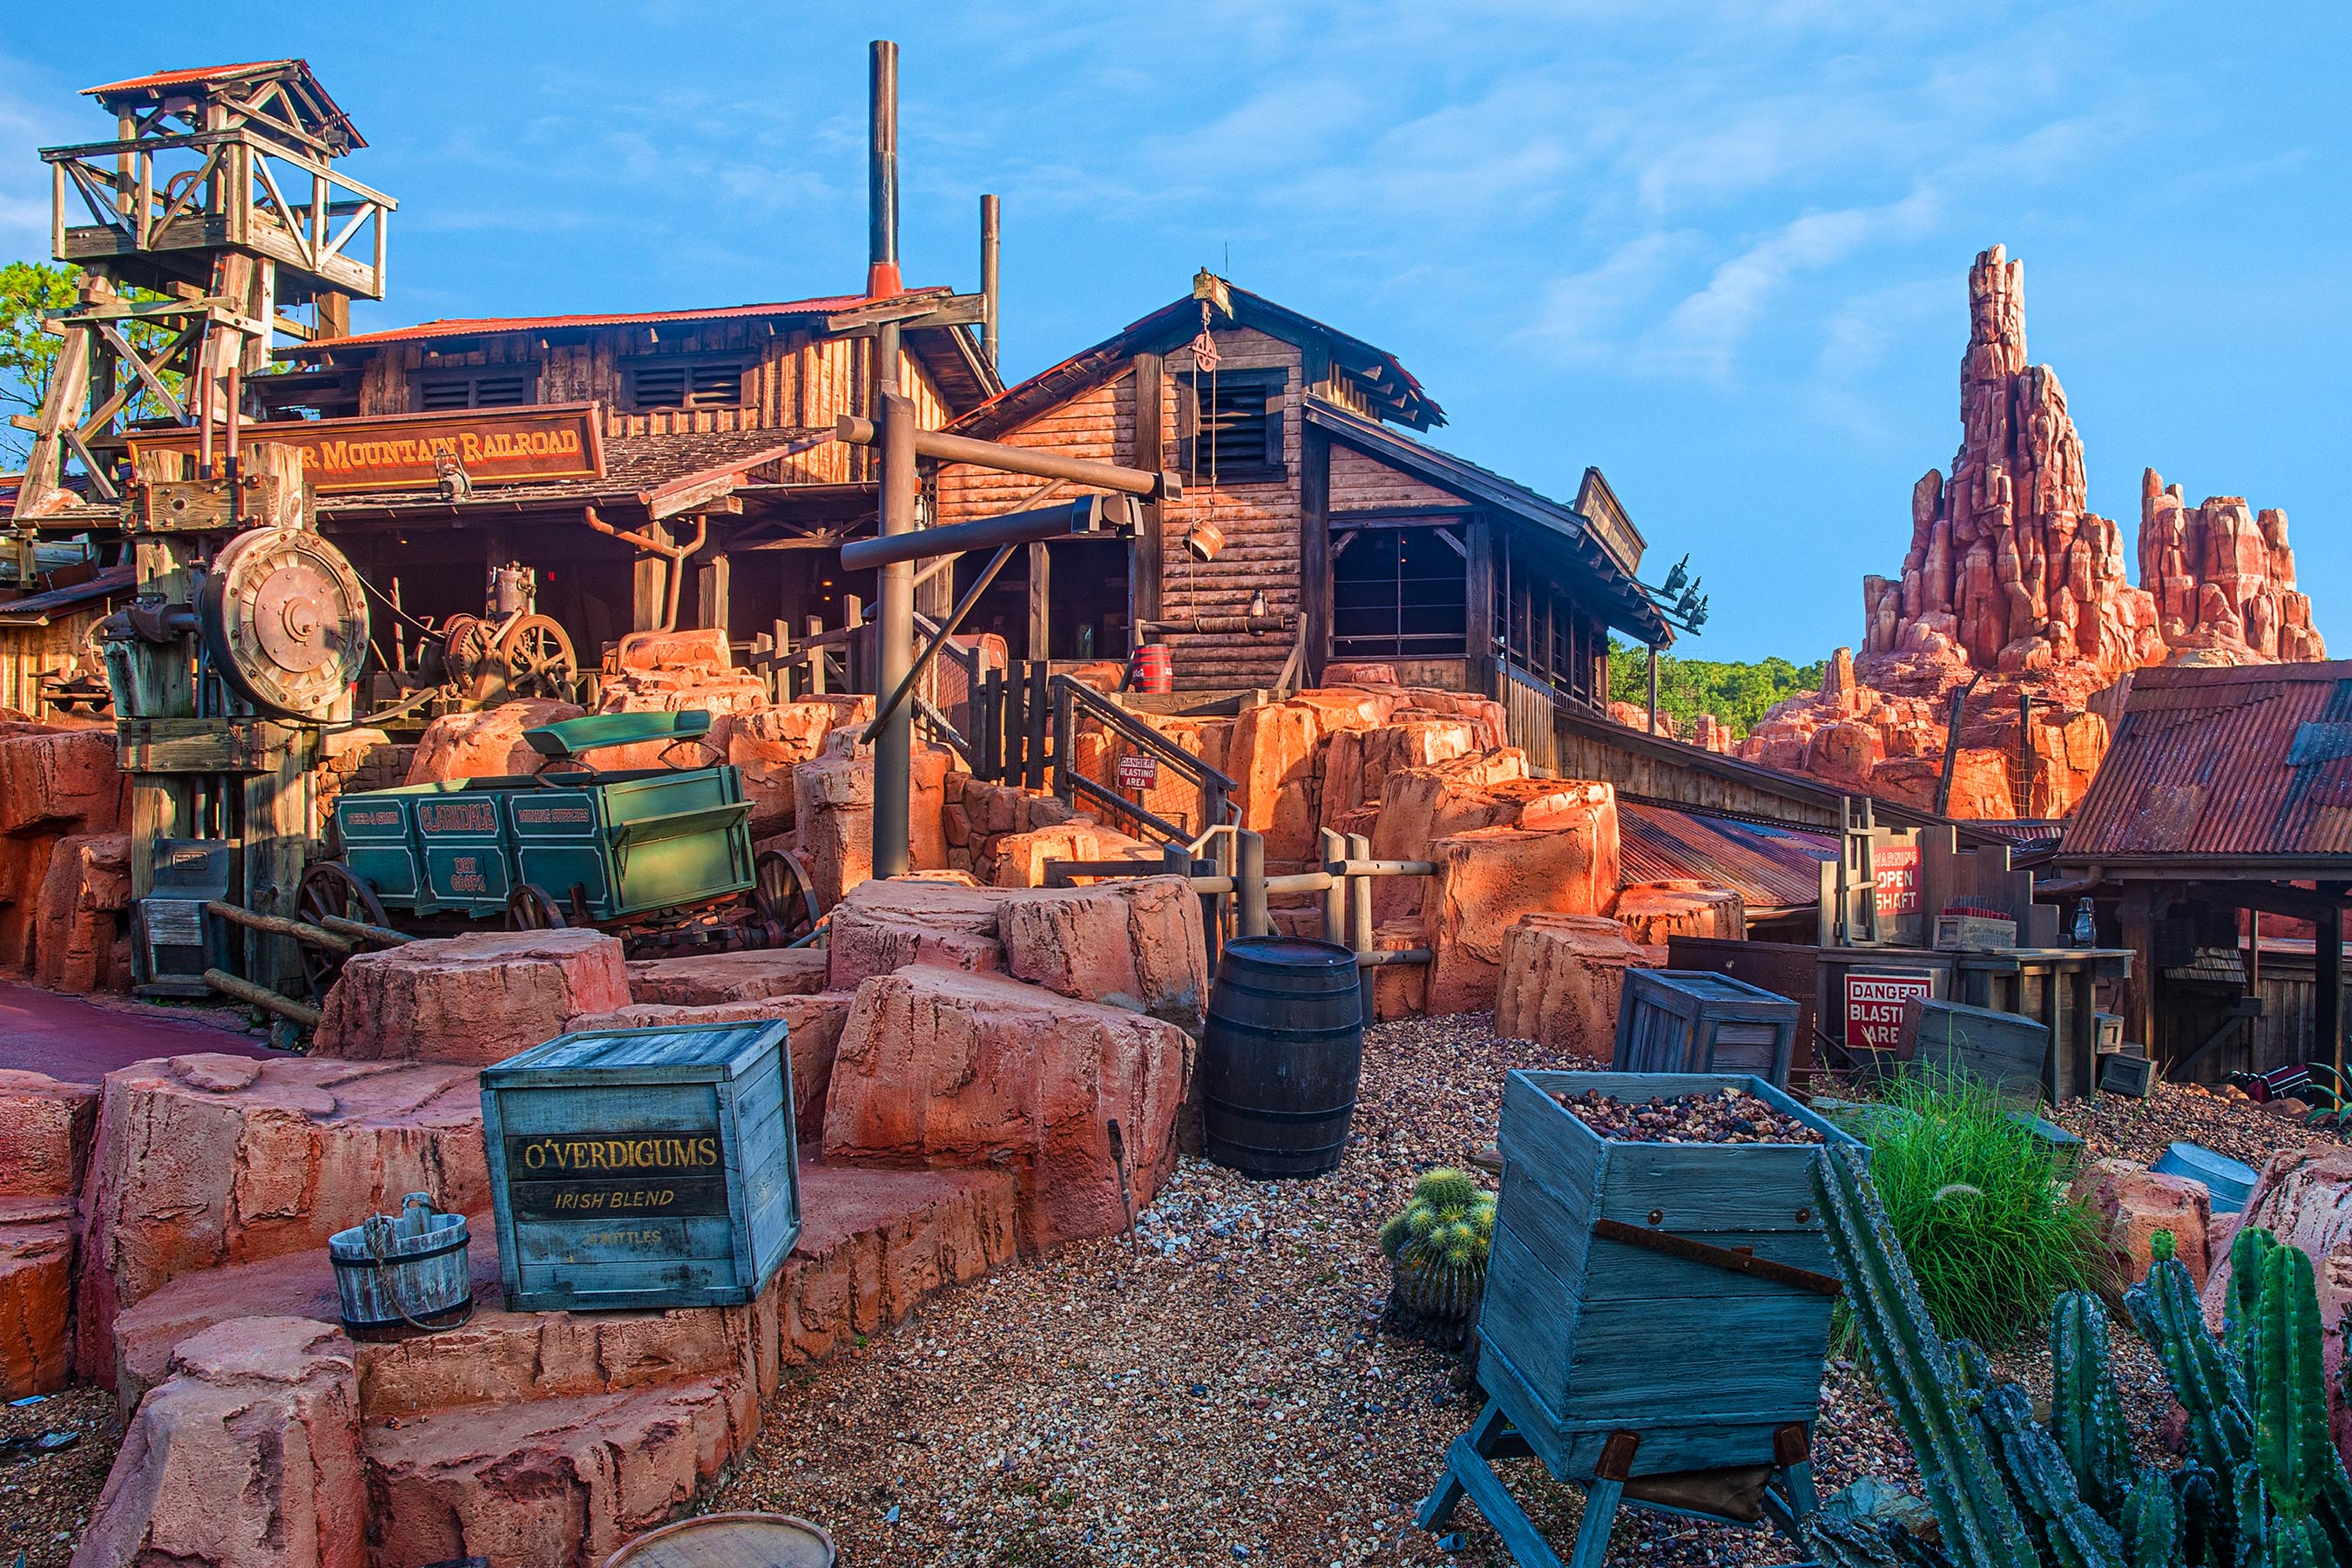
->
xmin=600 ymin=1513 xmax=835 ymax=1568
xmin=328 ymin=1193 xmax=472 ymax=1333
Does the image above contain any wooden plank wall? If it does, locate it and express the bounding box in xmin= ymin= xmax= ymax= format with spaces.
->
xmin=353 ymin=327 xmax=950 ymax=484
xmin=1328 ymin=444 xmax=1465 ymax=511
xmin=0 ymin=610 xmax=104 ymax=719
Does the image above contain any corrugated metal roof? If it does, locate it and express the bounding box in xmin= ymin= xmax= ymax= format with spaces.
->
xmin=84 ymin=61 xmax=293 ymax=95
xmin=1619 ymin=800 xmax=1834 ymax=915
xmin=0 ymin=564 xmax=133 ymax=625
xmin=2059 ymin=660 xmax=2352 ymax=867
xmin=304 ymin=291 xmax=939 ymax=351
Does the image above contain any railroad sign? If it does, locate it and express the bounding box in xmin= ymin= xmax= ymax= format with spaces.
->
xmin=1874 ymin=842 xmax=1922 ymax=917
xmin=1845 ymin=970 xmax=1936 ymax=1051
xmin=127 ymin=402 xmax=605 ymax=492
xmin=1116 ymin=754 xmax=1160 ymax=792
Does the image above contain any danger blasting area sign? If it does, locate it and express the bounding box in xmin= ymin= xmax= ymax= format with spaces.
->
xmin=1845 ymin=970 xmax=1935 ymax=1051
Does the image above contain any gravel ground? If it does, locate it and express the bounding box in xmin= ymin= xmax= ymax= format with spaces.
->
xmin=18 ymin=1015 xmax=2319 ymax=1568
xmin=1 ymin=1384 xmax=121 ymax=1567
xmin=2047 ymin=1078 xmax=2315 ymax=1170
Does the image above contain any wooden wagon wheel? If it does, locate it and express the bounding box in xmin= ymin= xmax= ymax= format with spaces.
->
xmin=752 ymin=848 xmax=822 ymax=944
xmin=296 ymin=862 xmax=391 ymax=1004
xmin=505 ymin=882 xmax=569 ymax=931
xmin=492 ymin=614 xmax=577 ymax=701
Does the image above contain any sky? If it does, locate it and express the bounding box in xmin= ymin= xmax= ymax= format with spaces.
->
xmin=3 ymin=1 xmax=2345 ymax=663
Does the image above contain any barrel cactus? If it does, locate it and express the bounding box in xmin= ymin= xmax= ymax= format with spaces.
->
xmin=1380 ymin=1168 xmax=1494 ymax=1323
xmin=1804 ymin=1142 xmax=2352 ymax=1568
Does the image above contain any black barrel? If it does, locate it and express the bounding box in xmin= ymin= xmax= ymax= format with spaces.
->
xmin=1199 ymin=936 xmax=1364 ymax=1179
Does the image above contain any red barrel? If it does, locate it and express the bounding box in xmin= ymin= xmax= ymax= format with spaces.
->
xmin=1129 ymin=642 xmax=1172 ymax=693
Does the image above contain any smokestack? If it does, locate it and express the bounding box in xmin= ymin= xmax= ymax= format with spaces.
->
xmin=980 ymin=193 xmax=1000 ymax=371
xmin=867 ymin=40 xmax=901 ymax=298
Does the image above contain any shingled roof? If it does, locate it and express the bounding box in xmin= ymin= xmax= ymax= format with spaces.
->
xmin=947 ymin=282 xmax=1443 ymax=441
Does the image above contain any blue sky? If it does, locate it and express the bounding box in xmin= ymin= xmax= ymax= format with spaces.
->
xmin=4 ymin=2 xmax=2345 ymax=662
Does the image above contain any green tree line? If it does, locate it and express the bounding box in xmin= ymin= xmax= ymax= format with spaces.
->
xmin=1606 ymin=638 xmax=1823 ymax=740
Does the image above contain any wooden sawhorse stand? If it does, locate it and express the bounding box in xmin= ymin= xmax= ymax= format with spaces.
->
xmin=1418 ymin=1403 xmax=1821 ymax=1568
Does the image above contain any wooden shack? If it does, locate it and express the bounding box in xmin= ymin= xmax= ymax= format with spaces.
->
xmin=930 ymin=280 xmax=1673 ymax=744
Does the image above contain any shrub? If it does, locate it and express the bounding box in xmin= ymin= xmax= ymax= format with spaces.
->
xmin=1860 ymin=1070 xmax=2105 ymax=1345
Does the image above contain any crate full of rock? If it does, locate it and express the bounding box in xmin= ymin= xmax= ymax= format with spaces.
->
xmin=1481 ymin=1070 xmax=1860 ymax=1484
xmin=479 ymin=1017 xmax=799 ymax=1312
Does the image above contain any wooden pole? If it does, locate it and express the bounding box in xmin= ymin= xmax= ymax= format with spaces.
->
xmin=2320 ymin=884 xmax=2345 ymax=1081
xmin=203 ymin=969 xmax=323 ymax=1028
xmin=1132 ymin=351 xmax=1164 ymax=626
xmin=980 ymin=193 xmax=1001 ymax=371
xmin=872 ymin=389 xmax=917 ymax=882
xmin=1646 ymin=644 xmax=1659 ymax=735
xmin=866 ymin=41 xmax=901 ymax=298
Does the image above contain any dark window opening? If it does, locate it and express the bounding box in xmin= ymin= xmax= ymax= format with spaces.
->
xmin=1180 ymin=368 xmax=1286 ymax=483
xmin=1332 ymin=526 xmax=1466 ymax=659
xmin=625 ymin=357 xmax=747 ymax=411
xmin=416 ymin=367 xmax=537 ymax=411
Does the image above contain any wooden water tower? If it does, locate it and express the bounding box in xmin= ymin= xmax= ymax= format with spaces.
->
xmin=17 ymin=62 xmax=395 ymax=1003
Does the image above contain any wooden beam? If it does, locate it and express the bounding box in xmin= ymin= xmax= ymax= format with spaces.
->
xmin=1132 ymin=352 xmax=1164 ymax=625
xmin=1027 ymin=539 xmax=1051 ymax=663
xmin=1300 ymin=419 xmax=1331 ymax=682
xmin=632 ymin=520 xmax=672 ymax=632
xmin=2322 ymin=886 xmax=2346 ymax=1081
xmin=1465 ymin=514 xmax=1496 ymax=695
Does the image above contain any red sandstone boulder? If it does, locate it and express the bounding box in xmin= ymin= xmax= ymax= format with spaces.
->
xmin=405 ymin=699 xmax=585 ymax=784
xmin=0 ymin=725 xmax=125 ymax=835
xmin=823 ymin=966 xmax=1193 ymax=1252
xmin=727 ymin=697 xmax=873 ymax=835
xmin=824 ymin=875 xmax=1006 ymax=992
xmin=1612 ymin=880 xmax=1745 ymax=947
xmin=1319 ymin=718 xmax=1482 ymax=839
xmin=315 ymin=929 xmax=630 ymax=1065
xmin=791 ymin=733 xmax=956 ymax=909
xmin=774 ymin=1164 xmax=1020 ymax=1364
xmin=1321 ymin=662 xmax=1399 ymax=686
xmin=1421 ymin=783 xmax=1620 ymax=1016
xmin=1367 ymin=921 xmax=1429 ymax=1022
xmin=76 ymin=1054 xmax=488 ymax=1381
xmin=564 ymin=993 xmax=849 ymax=1146
xmin=1493 ymin=914 xmax=1651 ymax=1058
xmin=0 ymin=1069 xmax=99 ymax=1196
xmin=987 ymin=818 xmax=1158 ymax=888
xmin=0 ymin=1200 xmax=73 ymax=1399
xmin=2201 ymin=1145 xmax=2352 ymax=1329
xmin=2071 ymin=1157 xmax=2213 ymax=1295
xmin=1223 ymin=700 xmax=1327 ymax=863
xmin=73 ymin=1315 xmax=364 ymax=1568
xmin=32 ymin=830 xmax=132 ymax=993
xmin=997 ymin=876 xmax=1208 ymax=1029
xmin=624 ymin=948 xmax=828 ymax=1006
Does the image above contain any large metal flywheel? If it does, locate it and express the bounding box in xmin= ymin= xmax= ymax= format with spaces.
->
xmin=197 ymin=527 xmax=370 ymax=720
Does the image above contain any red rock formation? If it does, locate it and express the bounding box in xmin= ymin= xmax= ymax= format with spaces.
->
xmin=1493 ymin=914 xmax=1651 ymax=1058
xmin=314 ymin=929 xmax=632 ymax=1065
xmin=1753 ymin=244 xmax=2326 ymax=817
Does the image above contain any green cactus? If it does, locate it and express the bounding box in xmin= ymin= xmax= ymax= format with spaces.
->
xmin=1978 ymin=1379 xmax=2127 ymax=1568
xmin=2250 ymin=1243 xmax=2333 ymax=1521
xmin=2120 ymin=1472 xmax=2183 ymax=1568
xmin=2129 ymin=1255 xmax=2256 ymax=1480
xmin=2055 ymin=1290 xmax=2137 ymax=1517
xmin=2229 ymin=1227 xmax=2281 ymax=1367
xmin=1809 ymin=1145 xmax=2042 ymax=1568
xmin=1380 ymin=1168 xmax=1494 ymax=1322
xmin=2266 ymin=1513 xmax=2333 ymax=1568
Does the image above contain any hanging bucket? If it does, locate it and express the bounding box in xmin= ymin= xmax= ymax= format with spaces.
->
xmin=1129 ymin=642 xmax=1173 ymax=694
xmin=328 ymin=1193 xmax=473 ymax=1335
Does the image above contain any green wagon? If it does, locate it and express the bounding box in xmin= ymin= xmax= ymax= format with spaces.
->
xmin=299 ymin=710 xmax=818 ymax=997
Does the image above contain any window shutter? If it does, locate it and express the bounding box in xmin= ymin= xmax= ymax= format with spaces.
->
xmin=472 ymin=373 xmax=531 ymax=408
xmin=418 ymin=375 xmax=473 ymax=411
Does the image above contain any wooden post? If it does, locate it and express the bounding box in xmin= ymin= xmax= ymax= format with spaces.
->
xmin=1132 ymin=352 xmax=1165 ymax=625
xmin=696 ymin=551 xmax=731 ymax=639
xmin=1646 ymin=643 xmax=1659 ymax=734
xmin=1465 ymin=515 xmax=1496 ymax=696
xmin=980 ymin=193 xmax=1001 ymax=371
xmin=872 ymin=391 xmax=916 ymax=882
xmin=2116 ymin=882 xmax=2156 ymax=1055
xmin=1024 ymin=661 xmax=1049 ymax=792
xmin=1027 ymin=540 xmax=1052 ymax=662
xmin=632 ymin=521 xmax=672 ymax=632
xmin=1300 ymin=420 xmax=1331 ymax=683
xmin=2320 ymin=886 xmax=2345 ymax=1080
xmin=241 ymin=730 xmax=315 ymax=994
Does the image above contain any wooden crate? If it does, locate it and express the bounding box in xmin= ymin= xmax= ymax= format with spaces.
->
xmin=1613 ymin=970 xmax=1800 ymax=1090
xmin=1482 ymin=1069 xmax=1861 ymax=1483
xmin=1899 ymin=997 xmax=2050 ymax=1104
xmin=479 ymin=1019 xmax=800 ymax=1312
xmin=1933 ymin=914 xmax=2017 ymax=952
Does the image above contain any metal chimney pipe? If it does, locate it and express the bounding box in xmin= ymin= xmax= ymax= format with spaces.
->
xmin=980 ymin=193 xmax=1001 ymax=371
xmin=867 ymin=40 xmax=902 ymax=298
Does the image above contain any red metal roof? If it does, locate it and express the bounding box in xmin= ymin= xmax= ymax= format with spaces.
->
xmin=84 ymin=61 xmax=294 ymax=95
xmin=1619 ymin=800 xmax=1835 ymax=916
xmin=2059 ymin=660 xmax=2352 ymax=869
xmin=310 ymin=290 xmax=951 ymax=351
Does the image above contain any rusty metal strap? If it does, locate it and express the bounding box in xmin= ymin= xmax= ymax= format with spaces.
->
xmin=1591 ymin=1218 xmax=1844 ymax=1298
